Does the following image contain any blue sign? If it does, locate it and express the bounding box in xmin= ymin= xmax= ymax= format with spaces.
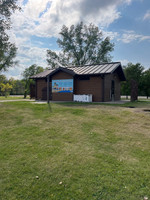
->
xmin=52 ymin=79 xmax=73 ymax=93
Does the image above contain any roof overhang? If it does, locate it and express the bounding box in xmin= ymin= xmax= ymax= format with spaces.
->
xmin=47 ymin=66 xmax=76 ymax=77
xmin=112 ymin=64 xmax=126 ymax=81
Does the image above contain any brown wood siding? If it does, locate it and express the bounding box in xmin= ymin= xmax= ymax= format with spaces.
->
xmin=114 ymin=73 xmax=121 ymax=101
xmin=52 ymin=71 xmax=73 ymax=80
xmin=36 ymin=79 xmax=52 ymax=100
xmin=35 ymin=71 xmax=121 ymax=102
xmin=74 ymin=76 xmax=102 ymax=102
xmin=104 ymin=74 xmax=111 ymax=102
xmin=52 ymin=71 xmax=73 ymax=101
xmin=52 ymin=93 xmax=73 ymax=101
xmin=30 ymin=84 xmax=35 ymax=99
xmin=104 ymin=73 xmax=120 ymax=101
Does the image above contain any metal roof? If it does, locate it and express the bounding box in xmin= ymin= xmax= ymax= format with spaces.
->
xmin=30 ymin=69 xmax=54 ymax=79
xmin=69 ymin=62 xmax=121 ymax=75
xmin=30 ymin=62 xmax=125 ymax=81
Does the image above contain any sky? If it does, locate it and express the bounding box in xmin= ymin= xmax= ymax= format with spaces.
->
xmin=3 ymin=0 xmax=150 ymax=79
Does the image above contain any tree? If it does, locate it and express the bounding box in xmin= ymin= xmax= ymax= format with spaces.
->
xmin=22 ymin=64 xmax=44 ymax=80
xmin=10 ymin=79 xmax=25 ymax=95
xmin=0 ymin=75 xmax=26 ymax=96
xmin=0 ymin=74 xmax=7 ymax=83
xmin=0 ymin=74 xmax=7 ymax=95
xmin=0 ymin=82 xmax=12 ymax=97
xmin=47 ymin=22 xmax=114 ymax=68
xmin=22 ymin=64 xmax=44 ymax=98
xmin=0 ymin=0 xmax=20 ymax=72
xmin=121 ymin=63 xmax=144 ymax=100
xmin=2 ymin=78 xmax=25 ymax=95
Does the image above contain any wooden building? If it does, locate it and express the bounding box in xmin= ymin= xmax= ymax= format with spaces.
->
xmin=30 ymin=62 xmax=126 ymax=102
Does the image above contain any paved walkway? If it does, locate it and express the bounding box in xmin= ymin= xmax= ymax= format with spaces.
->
xmin=0 ymin=99 xmax=129 ymax=104
xmin=32 ymin=100 xmax=130 ymax=104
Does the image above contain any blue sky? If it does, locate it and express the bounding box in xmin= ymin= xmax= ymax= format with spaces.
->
xmin=4 ymin=0 xmax=150 ymax=79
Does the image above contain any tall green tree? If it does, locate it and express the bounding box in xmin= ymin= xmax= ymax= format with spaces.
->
xmin=22 ymin=64 xmax=44 ymax=80
xmin=121 ymin=63 xmax=144 ymax=98
xmin=0 ymin=0 xmax=20 ymax=72
xmin=22 ymin=64 xmax=44 ymax=98
xmin=47 ymin=22 xmax=114 ymax=68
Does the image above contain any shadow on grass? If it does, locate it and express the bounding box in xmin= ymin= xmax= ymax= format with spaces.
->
xmin=47 ymin=103 xmax=52 ymax=112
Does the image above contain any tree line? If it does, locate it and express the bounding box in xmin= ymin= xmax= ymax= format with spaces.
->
xmin=0 ymin=64 xmax=44 ymax=97
xmin=0 ymin=74 xmax=24 ymax=97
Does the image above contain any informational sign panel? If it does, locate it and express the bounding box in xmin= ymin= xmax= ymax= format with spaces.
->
xmin=52 ymin=79 xmax=73 ymax=93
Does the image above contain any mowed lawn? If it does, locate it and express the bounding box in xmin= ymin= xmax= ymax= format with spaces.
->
xmin=0 ymin=101 xmax=150 ymax=200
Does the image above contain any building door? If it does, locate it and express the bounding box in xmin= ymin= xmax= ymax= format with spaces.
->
xmin=42 ymin=83 xmax=52 ymax=100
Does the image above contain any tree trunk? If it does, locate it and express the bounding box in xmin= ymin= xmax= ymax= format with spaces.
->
xmin=130 ymin=79 xmax=138 ymax=102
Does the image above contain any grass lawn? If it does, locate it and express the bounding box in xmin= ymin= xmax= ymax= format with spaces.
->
xmin=0 ymin=101 xmax=150 ymax=200
xmin=0 ymin=95 xmax=29 ymax=100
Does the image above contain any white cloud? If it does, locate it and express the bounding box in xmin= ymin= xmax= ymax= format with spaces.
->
xmin=11 ymin=0 xmax=134 ymax=38
xmin=6 ymin=0 xmax=135 ymax=79
xmin=143 ymin=10 xmax=150 ymax=20
xmin=3 ymin=45 xmax=48 ymax=79
xmin=118 ymin=30 xmax=150 ymax=43
xmin=3 ymin=73 xmax=22 ymax=80
xmin=24 ymin=0 xmax=50 ymax=20
xmin=103 ymin=31 xmax=119 ymax=40
xmin=10 ymin=0 xmax=136 ymax=40
xmin=33 ymin=0 xmax=133 ymax=37
xmin=120 ymin=59 xmax=130 ymax=66
xmin=17 ymin=45 xmax=48 ymax=69
xmin=4 ymin=32 xmax=48 ymax=79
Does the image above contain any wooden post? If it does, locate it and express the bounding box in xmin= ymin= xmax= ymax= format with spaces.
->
xmin=47 ymin=75 xmax=50 ymax=104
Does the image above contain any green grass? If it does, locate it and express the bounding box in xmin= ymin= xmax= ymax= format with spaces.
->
xmin=121 ymin=100 xmax=150 ymax=108
xmin=57 ymin=99 xmax=150 ymax=108
xmin=0 ymin=101 xmax=150 ymax=200
xmin=0 ymin=95 xmax=29 ymax=100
